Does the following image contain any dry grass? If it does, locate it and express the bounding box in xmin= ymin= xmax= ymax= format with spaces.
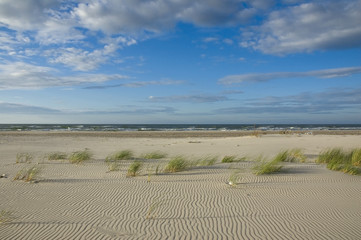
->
xmin=0 ymin=210 xmax=14 ymax=224
xmin=16 ymin=153 xmax=33 ymax=163
xmin=13 ymin=165 xmax=42 ymax=182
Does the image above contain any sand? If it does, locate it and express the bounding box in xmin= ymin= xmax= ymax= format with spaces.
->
xmin=1 ymin=132 xmax=361 ymax=239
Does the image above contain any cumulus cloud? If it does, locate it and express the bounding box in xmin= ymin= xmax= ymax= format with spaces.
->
xmin=219 ymin=66 xmax=361 ymax=84
xmin=74 ymin=0 xmax=257 ymax=34
xmin=241 ymin=0 xmax=361 ymax=54
xmin=0 ymin=62 xmax=129 ymax=90
xmin=218 ymin=88 xmax=361 ymax=114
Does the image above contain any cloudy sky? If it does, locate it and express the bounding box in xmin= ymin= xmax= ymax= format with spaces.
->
xmin=0 ymin=0 xmax=360 ymax=124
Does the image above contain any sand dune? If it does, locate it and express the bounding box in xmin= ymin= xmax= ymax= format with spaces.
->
xmin=1 ymin=132 xmax=361 ymax=239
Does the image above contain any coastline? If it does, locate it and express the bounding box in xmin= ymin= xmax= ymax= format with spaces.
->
xmin=1 ymin=129 xmax=361 ymax=138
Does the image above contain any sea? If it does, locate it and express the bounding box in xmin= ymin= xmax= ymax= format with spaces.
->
xmin=0 ymin=124 xmax=361 ymax=132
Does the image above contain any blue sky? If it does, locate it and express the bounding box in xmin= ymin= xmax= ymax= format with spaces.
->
xmin=0 ymin=0 xmax=361 ymax=124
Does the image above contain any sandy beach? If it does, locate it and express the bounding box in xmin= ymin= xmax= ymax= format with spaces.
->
xmin=1 ymin=131 xmax=361 ymax=239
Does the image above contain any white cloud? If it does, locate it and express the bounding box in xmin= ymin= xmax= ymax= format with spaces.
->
xmin=0 ymin=62 xmax=129 ymax=90
xmin=219 ymin=66 xmax=361 ymax=84
xmin=0 ymin=0 xmax=59 ymax=31
xmin=241 ymin=0 xmax=361 ymax=54
xmin=148 ymin=94 xmax=228 ymax=103
xmin=74 ymin=0 xmax=257 ymax=35
xmin=218 ymin=87 xmax=361 ymax=114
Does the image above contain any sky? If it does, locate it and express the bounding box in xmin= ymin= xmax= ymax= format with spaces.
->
xmin=0 ymin=0 xmax=361 ymax=124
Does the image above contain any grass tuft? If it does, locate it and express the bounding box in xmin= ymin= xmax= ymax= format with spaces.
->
xmin=13 ymin=165 xmax=42 ymax=182
xmin=0 ymin=210 xmax=14 ymax=224
xmin=127 ymin=161 xmax=143 ymax=177
xmin=107 ymin=161 xmax=120 ymax=172
xmin=317 ymin=148 xmax=361 ymax=175
xmin=195 ymin=155 xmax=218 ymax=166
xmin=252 ymin=156 xmax=283 ymax=175
xmin=141 ymin=151 xmax=167 ymax=159
xmin=221 ymin=155 xmax=246 ymax=163
xmin=164 ymin=156 xmax=189 ymax=173
xmin=228 ymin=169 xmax=242 ymax=187
xmin=69 ymin=149 xmax=92 ymax=164
xmin=47 ymin=152 xmax=67 ymax=161
xmin=16 ymin=153 xmax=33 ymax=163
xmin=106 ymin=150 xmax=134 ymax=162
xmin=351 ymin=149 xmax=361 ymax=166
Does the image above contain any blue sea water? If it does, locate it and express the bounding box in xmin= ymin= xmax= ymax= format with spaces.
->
xmin=0 ymin=124 xmax=361 ymax=132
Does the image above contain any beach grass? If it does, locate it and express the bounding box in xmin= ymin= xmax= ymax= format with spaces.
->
xmin=146 ymin=195 xmax=169 ymax=220
xmin=69 ymin=149 xmax=92 ymax=164
xmin=106 ymin=150 xmax=134 ymax=162
xmin=252 ymin=155 xmax=283 ymax=175
xmin=351 ymin=148 xmax=361 ymax=166
xmin=13 ymin=165 xmax=42 ymax=182
xmin=16 ymin=153 xmax=33 ymax=163
xmin=107 ymin=161 xmax=121 ymax=172
xmin=195 ymin=155 xmax=218 ymax=166
xmin=164 ymin=156 xmax=189 ymax=173
xmin=228 ymin=169 xmax=242 ymax=187
xmin=0 ymin=210 xmax=14 ymax=224
xmin=47 ymin=152 xmax=67 ymax=161
xmin=141 ymin=151 xmax=167 ymax=159
xmin=317 ymin=148 xmax=361 ymax=175
xmin=127 ymin=161 xmax=143 ymax=177
xmin=221 ymin=155 xmax=246 ymax=163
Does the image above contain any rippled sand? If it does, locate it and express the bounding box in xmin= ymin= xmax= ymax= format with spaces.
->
xmin=1 ymin=132 xmax=361 ymax=239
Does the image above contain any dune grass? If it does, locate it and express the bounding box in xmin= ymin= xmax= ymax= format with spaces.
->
xmin=228 ymin=169 xmax=242 ymax=187
xmin=221 ymin=155 xmax=246 ymax=163
xmin=13 ymin=165 xmax=42 ymax=182
xmin=252 ymin=155 xmax=283 ymax=175
xmin=107 ymin=161 xmax=121 ymax=172
xmin=273 ymin=149 xmax=307 ymax=163
xmin=317 ymin=148 xmax=361 ymax=175
xmin=47 ymin=152 xmax=67 ymax=161
xmin=164 ymin=156 xmax=189 ymax=173
xmin=106 ymin=150 xmax=134 ymax=162
xmin=141 ymin=151 xmax=167 ymax=159
xmin=0 ymin=210 xmax=14 ymax=224
xmin=127 ymin=161 xmax=143 ymax=177
xmin=146 ymin=195 xmax=169 ymax=220
xmin=69 ymin=149 xmax=92 ymax=164
xmin=16 ymin=153 xmax=33 ymax=163
xmin=194 ymin=155 xmax=218 ymax=166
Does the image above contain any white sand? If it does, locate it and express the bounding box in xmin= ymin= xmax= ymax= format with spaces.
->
xmin=1 ymin=133 xmax=361 ymax=239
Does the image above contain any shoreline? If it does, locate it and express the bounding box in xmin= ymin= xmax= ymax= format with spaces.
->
xmin=1 ymin=129 xmax=361 ymax=138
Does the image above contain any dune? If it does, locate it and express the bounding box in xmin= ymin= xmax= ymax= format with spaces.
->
xmin=0 ymin=132 xmax=361 ymax=239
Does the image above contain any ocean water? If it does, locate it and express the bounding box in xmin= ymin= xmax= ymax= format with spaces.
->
xmin=0 ymin=124 xmax=361 ymax=132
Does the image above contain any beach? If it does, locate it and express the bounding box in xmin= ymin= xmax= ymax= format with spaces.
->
xmin=1 ymin=131 xmax=361 ymax=239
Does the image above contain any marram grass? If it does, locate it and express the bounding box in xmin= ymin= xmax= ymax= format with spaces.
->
xmin=317 ymin=148 xmax=361 ymax=175
xmin=106 ymin=150 xmax=134 ymax=162
xmin=141 ymin=151 xmax=167 ymax=159
xmin=13 ymin=165 xmax=42 ymax=182
xmin=69 ymin=149 xmax=92 ymax=164
xmin=127 ymin=161 xmax=143 ymax=177
xmin=221 ymin=155 xmax=246 ymax=163
xmin=47 ymin=152 xmax=67 ymax=161
xmin=164 ymin=156 xmax=189 ymax=173
xmin=0 ymin=210 xmax=14 ymax=224
xmin=16 ymin=153 xmax=33 ymax=163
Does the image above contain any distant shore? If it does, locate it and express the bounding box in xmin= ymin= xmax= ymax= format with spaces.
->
xmin=1 ymin=129 xmax=361 ymax=138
